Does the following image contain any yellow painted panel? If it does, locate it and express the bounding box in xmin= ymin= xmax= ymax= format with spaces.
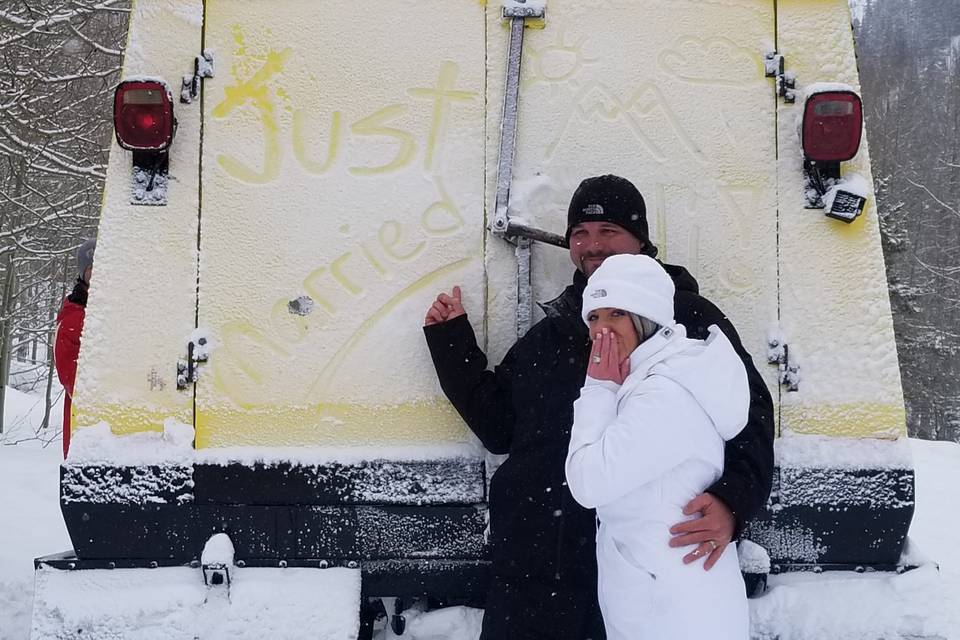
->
xmin=196 ymin=0 xmax=487 ymax=448
xmin=73 ymin=404 xmax=190 ymax=436
xmin=72 ymin=0 xmax=202 ymax=436
xmin=780 ymin=403 xmax=906 ymax=440
xmin=776 ymin=0 xmax=906 ymax=438
xmin=195 ymin=401 xmax=466 ymax=449
xmin=483 ymin=0 xmax=781 ymax=399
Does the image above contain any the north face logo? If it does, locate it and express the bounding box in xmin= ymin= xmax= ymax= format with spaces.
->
xmin=590 ymin=289 xmax=607 ymax=298
xmin=583 ymin=204 xmax=604 ymax=216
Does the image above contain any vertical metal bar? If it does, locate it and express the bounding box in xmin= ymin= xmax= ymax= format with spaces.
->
xmin=491 ymin=17 xmax=526 ymax=236
xmin=515 ymin=238 xmax=533 ymax=337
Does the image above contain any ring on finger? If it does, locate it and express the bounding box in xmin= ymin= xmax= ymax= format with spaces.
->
xmin=707 ymin=540 xmax=718 ymax=551
xmin=592 ymin=355 xmax=602 ymax=363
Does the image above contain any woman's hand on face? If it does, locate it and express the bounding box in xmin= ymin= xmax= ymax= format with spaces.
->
xmin=588 ymin=328 xmax=630 ymax=385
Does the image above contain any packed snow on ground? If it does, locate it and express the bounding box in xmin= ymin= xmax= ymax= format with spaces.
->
xmin=1 ymin=388 xmax=958 ymax=639
xmin=0 ymin=388 xmax=69 ymax=640
xmin=30 ymin=565 xmax=362 ymax=640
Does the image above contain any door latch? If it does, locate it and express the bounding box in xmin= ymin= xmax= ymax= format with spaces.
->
xmin=177 ymin=336 xmax=210 ymax=390
xmin=181 ymin=51 xmax=215 ymax=104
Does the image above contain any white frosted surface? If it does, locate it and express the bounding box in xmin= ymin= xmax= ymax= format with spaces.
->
xmin=776 ymin=0 xmax=904 ymax=436
xmin=73 ymin=0 xmax=203 ymax=431
xmin=738 ymin=539 xmax=771 ymax=574
xmin=78 ymin=0 xmax=903 ymax=447
xmin=196 ymin=442 xmax=482 ymax=466
xmin=801 ymin=81 xmax=857 ymax=98
xmin=65 ymin=418 xmax=480 ymax=466
xmin=67 ymin=419 xmax=195 ymax=466
xmin=484 ymin=0 xmax=781 ymax=394
xmin=31 ymin=566 xmax=360 ymax=640
xmin=503 ymin=0 xmax=546 ymax=13
xmin=194 ymin=0 xmax=486 ymax=446
xmin=775 ymin=433 xmax=913 ymax=470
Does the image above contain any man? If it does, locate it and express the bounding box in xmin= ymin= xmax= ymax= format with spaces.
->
xmin=55 ymin=238 xmax=95 ymax=458
xmin=423 ymin=175 xmax=774 ymax=639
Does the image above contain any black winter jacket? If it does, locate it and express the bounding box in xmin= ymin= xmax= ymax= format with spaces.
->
xmin=424 ymin=265 xmax=775 ymax=586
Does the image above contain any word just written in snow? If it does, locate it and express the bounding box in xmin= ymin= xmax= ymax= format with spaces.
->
xmin=210 ymin=178 xmax=471 ymax=404
xmin=211 ymin=41 xmax=477 ymax=183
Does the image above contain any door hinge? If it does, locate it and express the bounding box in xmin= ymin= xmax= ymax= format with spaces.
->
xmin=767 ymin=334 xmax=800 ymax=392
xmin=764 ymin=50 xmax=796 ymax=103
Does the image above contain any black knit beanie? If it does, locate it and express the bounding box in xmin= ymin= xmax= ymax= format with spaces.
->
xmin=566 ymin=175 xmax=651 ymax=252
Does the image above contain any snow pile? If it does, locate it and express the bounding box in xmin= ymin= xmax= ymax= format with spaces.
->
xmin=738 ymin=540 xmax=771 ymax=575
xmin=196 ymin=442 xmax=481 ymax=467
xmin=751 ymin=563 xmax=952 ymax=640
xmin=400 ymin=605 xmax=483 ymax=640
xmin=502 ymin=0 xmax=546 ymax=17
xmin=62 ymin=420 xmax=197 ymax=505
xmin=0 ymin=385 xmax=62 ymax=445
xmin=201 ymin=534 xmax=235 ymax=567
xmin=775 ymin=433 xmax=912 ymax=470
xmin=799 ymin=81 xmax=858 ymax=101
xmin=0 ymin=441 xmax=70 ymax=640
xmin=30 ymin=566 xmax=361 ymax=640
xmin=773 ymin=435 xmax=914 ymax=511
xmin=822 ymin=173 xmax=870 ymax=217
xmin=66 ymin=419 xmax=195 ymax=466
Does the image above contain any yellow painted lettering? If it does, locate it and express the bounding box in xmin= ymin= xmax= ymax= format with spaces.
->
xmin=348 ymin=105 xmax=416 ymax=175
xmin=216 ymin=115 xmax=282 ymax=183
xmin=213 ymin=48 xmax=291 ymax=183
xmin=293 ymin=109 xmax=342 ymax=175
xmin=330 ymin=252 xmax=363 ymax=295
xmin=359 ymin=242 xmax=389 ymax=276
xmin=302 ymin=267 xmax=338 ymax=315
xmin=408 ymin=61 xmax=477 ymax=170
xmin=269 ymin=298 xmax=309 ymax=343
xmin=378 ymin=221 xmax=426 ymax=262
xmin=421 ymin=177 xmax=465 ymax=236
xmin=212 ymin=321 xmax=291 ymax=405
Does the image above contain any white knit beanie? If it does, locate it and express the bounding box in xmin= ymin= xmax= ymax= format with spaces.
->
xmin=581 ymin=254 xmax=675 ymax=328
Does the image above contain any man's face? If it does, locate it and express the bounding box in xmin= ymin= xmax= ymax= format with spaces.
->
xmin=568 ymin=221 xmax=644 ymax=277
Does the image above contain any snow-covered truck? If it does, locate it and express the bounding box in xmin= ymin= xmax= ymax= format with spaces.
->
xmin=32 ymin=0 xmax=920 ymax=637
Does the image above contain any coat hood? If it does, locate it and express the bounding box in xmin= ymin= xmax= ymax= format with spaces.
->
xmin=621 ymin=324 xmax=749 ymax=441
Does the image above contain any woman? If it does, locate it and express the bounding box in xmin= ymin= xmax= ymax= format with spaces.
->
xmin=564 ymin=253 xmax=751 ymax=640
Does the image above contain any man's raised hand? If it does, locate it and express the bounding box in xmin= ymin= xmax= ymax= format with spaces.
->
xmin=424 ymin=286 xmax=467 ymax=326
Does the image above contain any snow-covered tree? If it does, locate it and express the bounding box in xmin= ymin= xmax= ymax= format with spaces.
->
xmin=0 ymin=0 xmax=128 ymax=436
xmin=853 ymin=0 xmax=960 ymax=442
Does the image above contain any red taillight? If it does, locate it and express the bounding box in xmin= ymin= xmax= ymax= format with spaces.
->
xmin=801 ymin=91 xmax=863 ymax=162
xmin=113 ymin=80 xmax=174 ymax=151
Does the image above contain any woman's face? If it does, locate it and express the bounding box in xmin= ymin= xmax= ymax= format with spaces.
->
xmin=586 ymin=307 xmax=640 ymax=355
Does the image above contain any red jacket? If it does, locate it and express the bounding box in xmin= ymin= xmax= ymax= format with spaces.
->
xmin=55 ymin=297 xmax=85 ymax=457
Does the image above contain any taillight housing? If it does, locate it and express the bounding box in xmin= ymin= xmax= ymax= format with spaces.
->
xmin=113 ymin=80 xmax=174 ymax=151
xmin=801 ymin=91 xmax=863 ymax=162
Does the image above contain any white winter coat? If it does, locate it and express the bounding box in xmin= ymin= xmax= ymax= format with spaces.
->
xmin=565 ymin=323 xmax=751 ymax=640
